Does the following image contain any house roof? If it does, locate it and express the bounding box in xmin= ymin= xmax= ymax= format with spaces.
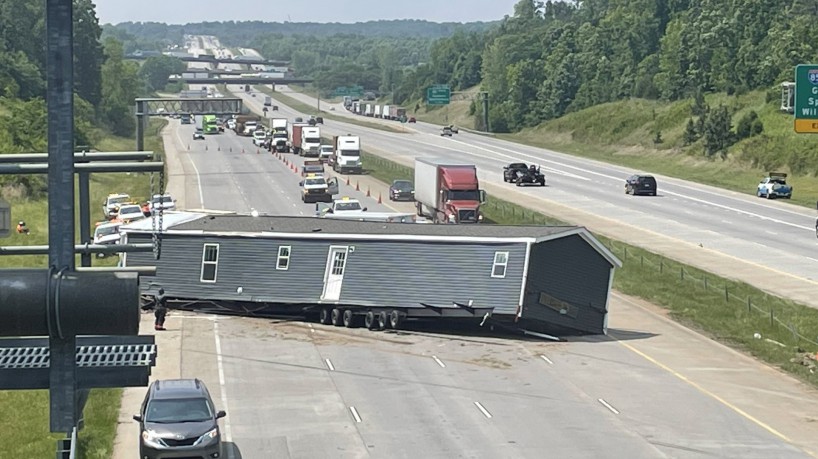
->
xmin=122 ymin=213 xmax=622 ymax=268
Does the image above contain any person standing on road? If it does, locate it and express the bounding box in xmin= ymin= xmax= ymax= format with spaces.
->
xmin=155 ymin=288 xmax=168 ymax=331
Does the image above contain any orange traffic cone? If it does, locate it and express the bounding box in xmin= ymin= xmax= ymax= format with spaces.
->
xmin=377 ymin=193 xmax=382 ymax=204
xmin=295 ymin=166 xmax=299 ymax=173
xmin=366 ymin=186 xmax=371 ymax=197
xmin=356 ymin=181 xmax=360 ymax=191
xmin=346 ymin=177 xmax=350 ymax=185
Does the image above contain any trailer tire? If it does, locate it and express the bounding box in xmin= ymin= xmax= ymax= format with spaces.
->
xmin=319 ymin=307 xmax=331 ymax=325
xmin=389 ymin=310 xmax=404 ymax=329
xmin=331 ymin=308 xmax=343 ymax=326
xmin=364 ymin=311 xmax=377 ymax=329
xmin=343 ymin=309 xmax=355 ymax=328
xmin=377 ymin=311 xmax=389 ymax=330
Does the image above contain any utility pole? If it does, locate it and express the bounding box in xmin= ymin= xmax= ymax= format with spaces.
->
xmin=481 ymin=92 xmax=490 ymax=133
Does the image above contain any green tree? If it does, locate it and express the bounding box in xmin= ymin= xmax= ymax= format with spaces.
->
xmin=702 ymin=104 xmax=733 ymax=157
xmin=73 ymin=0 xmax=104 ymax=106
xmin=138 ymin=55 xmax=185 ymax=91
xmin=100 ymin=38 xmax=142 ymax=136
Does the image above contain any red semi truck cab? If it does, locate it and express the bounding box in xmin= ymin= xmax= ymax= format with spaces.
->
xmin=414 ymin=157 xmax=486 ymax=223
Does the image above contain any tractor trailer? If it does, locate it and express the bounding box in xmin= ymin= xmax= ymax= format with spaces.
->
xmin=414 ymin=157 xmax=486 ymax=224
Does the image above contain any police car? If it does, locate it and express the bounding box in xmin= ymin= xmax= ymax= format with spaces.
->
xmin=757 ymin=172 xmax=792 ymax=199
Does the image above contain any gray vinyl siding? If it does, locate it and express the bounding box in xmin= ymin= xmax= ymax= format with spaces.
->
xmin=338 ymin=240 xmax=525 ymax=315
xmin=522 ymin=235 xmax=613 ymax=334
xmin=126 ymin=233 xmax=524 ymax=314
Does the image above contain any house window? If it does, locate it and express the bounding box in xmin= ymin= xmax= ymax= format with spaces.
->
xmin=491 ymin=251 xmax=509 ymax=278
xmin=277 ymin=246 xmax=291 ymax=270
xmin=200 ymin=243 xmax=219 ymax=283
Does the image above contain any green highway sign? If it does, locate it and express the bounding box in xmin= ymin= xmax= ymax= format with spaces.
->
xmin=795 ymin=64 xmax=818 ymax=133
xmin=426 ymin=85 xmax=451 ymax=105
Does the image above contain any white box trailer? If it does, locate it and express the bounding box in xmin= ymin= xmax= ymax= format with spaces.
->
xmin=374 ymin=105 xmax=382 ymax=118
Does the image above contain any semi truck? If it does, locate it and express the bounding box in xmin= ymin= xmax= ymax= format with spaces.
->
xmin=414 ymin=157 xmax=486 ymax=224
xmin=330 ymin=135 xmax=363 ymax=174
xmin=270 ymin=118 xmax=289 ymax=152
xmin=233 ymin=115 xmax=259 ymax=136
xmin=290 ymin=123 xmax=310 ymax=155
xmin=299 ymin=125 xmax=321 ymax=157
xmin=388 ymin=106 xmax=407 ymax=121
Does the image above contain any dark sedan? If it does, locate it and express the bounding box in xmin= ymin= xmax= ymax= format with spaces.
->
xmin=389 ymin=179 xmax=415 ymax=201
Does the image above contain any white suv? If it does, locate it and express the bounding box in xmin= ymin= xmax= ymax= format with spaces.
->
xmin=252 ymin=129 xmax=267 ymax=146
xmin=103 ymin=193 xmax=132 ymax=219
xmin=149 ymin=194 xmax=176 ymax=213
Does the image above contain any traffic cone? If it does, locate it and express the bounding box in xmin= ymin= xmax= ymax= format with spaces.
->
xmin=346 ymin=177 xmax=350 ymax=185
xmin=377 ymin=193 xmax=382 ymax=204
xmin=295 ymin=166 xmax=299 ymax=173
xmin=356 ymin=181 xmax=360 ymax=191
xmin=366 ymin=186 xmax=371 ymax=197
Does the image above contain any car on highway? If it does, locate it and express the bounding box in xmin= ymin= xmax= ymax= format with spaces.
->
xmin=252 ymin=129 xmax=267 ymax=146
xmin=294 ymin=117 xmax=303 ymax=123
xmin=389 ymin=179 xmax=415 ymax=201
xmin=441 ymin=126 xmax=453 ymax=137
xmin=299 ymin=174 xmax=335 ymax=203
xmin=625 ymin=174 xmax=658 ymax=196
xmin=503 ymin=162 xmax=530 ymax=183
xmin=193 ymin=129 xmax=205 ymax=140
xmin=149 ymin=194 xmax=177 ymax=213
xmin=511 ymin=164 xmax=546 ymax=187
xmin=319 ymin=144 xmax=334 ymax=163
xmin=315 ymin=116 xmax=323 ymax=124
xmin=757 ymin=172 xmax=792 ymax=199
xmin=115 ymin=204 xmax=148 ymax=223
xmin=408 ymin=117 xmax=416 ymax=123
xmin=102 ymin=193 xmax=132 ymax=219
xmin=133 ymin=378 xmax=226 ymax=459
xmin=446 ymin=124 xmax=459 ymax=134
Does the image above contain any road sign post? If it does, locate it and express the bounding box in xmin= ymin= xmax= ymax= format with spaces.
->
xmin=794 ymin=64 xmax=818 ymax=133
xmin=426 ymin=85 xmax=451 ymax=105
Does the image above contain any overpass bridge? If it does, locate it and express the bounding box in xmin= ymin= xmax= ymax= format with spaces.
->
xmin=126 ymin=53 xmax=290 ymax=67
xmin=171 ymin=77 xmax=314 ymax=85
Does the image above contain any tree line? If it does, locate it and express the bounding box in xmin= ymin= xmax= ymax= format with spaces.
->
xmin=0 ymin=0 xmax=178 ymax=196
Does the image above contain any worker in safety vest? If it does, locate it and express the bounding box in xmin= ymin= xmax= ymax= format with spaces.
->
xmin=16 ymin=221 xmax=29 ymax=235
xmin=154 ymin=288 xmax=168 ymax=331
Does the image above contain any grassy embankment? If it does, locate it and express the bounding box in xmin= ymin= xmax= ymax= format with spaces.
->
xmin=413 ymin=87 xmax=818 ymax=208
xmin=254 ymin=85 xmax=410 ymax=134
xmin=0 ymin=118 xmax=167 ymax=458
xmin=288 ymin=84 xmax=342 ymax=104
xmin=360 ymin=150 xmax=818 ymax=389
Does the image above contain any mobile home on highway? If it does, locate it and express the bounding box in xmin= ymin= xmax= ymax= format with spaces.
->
xmin=121 ymin=213 xmax=621 ymax=335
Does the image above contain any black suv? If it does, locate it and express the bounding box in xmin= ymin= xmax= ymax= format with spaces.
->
xmin=133 ymin=378 xmax=226 ymax=459
xmin=625 ymin=174 xmax=657 ymax=196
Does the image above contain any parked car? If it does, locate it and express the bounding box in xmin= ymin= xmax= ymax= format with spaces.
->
xmin=193 ymin=129 xmax=205 ymax=140
xmin=103 ymin=193 xmax=132 ymax=219
xmin=441 ymin=126 xmax=453 ymax=137
xmin=149 ymin=194 xmax=177 ymax=213
xmin=757 ymin=172 xmax=792 ymax=199
xmin=389 ymin=179 xmax=415 ymax=201
xmin=446 ymin=124 xmax=459 ymax=134
xmin=133 ymin=379 xmax=227 ymax=459
xmin=503 ymin=163 xmax=530 ymax=183
xmin=295 ymin=117 xmax=303 ymax=123
xmin=625 ymin=174 xmax=658 ymax=196
xmin=315 ymin=116 xmax=323 ymax=124
xmin=272 ymin=105 xmax=279 ymax=111
xmin=115 ymin=204 xmax=147 ymax=223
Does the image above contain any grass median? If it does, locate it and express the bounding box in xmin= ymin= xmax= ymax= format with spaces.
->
xmin=0 ymin=118 xmax=167 ymax=457
xmin=254 ymin=85 xmax=411 ymax=134
xmin=360 ymin=150 xmax=818 ymax=388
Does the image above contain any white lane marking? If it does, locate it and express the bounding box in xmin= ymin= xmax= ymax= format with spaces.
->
xmin=174 ymin=125 xmax=206 ymax=207
xmin=325 ymin=358 xmax=335 ymax=371
xmin=349 ymin=406 xmax=362 ymax=423
xmin=807 ymin=257 xmax=818 ymax=263
xmin=432 ymin=355 xmax=446 ymax=368
xmin=540 ymin=355 xmax=553 ymax=365
xmin=213 ymin=319 xmax=233 ymax=443
xmin=474 ymin=401 xmax=493 ymax=419
xmin=598 ymin=398 xmax=620 ymax=415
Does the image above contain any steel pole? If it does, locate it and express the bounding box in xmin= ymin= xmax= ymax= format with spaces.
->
xmin=78 ymin=172 xmax=91 ymax=267
xmin=46 ymin=0 xmax=77 ymax=434
xmin=136 ymin=99 xmax=145 ymax=152
xmin=0 ymin=152 xmax=154 ymax=163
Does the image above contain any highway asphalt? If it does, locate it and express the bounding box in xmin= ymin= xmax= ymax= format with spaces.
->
xmin=231 ymin=84 xmax=818 ymax=310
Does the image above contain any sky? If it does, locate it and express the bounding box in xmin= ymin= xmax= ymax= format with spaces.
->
xmin=93 ymin=0 xmax=521 ymax=25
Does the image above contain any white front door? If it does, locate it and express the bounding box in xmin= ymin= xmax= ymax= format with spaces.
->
xmin=321 ymin=246 xmax=349 ymax=301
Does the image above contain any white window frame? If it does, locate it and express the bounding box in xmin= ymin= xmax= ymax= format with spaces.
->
xmin=276 ymin=245 xmax=291 ymax=271
xmin=491 ymin=251 xmax=509 ymax=278
xmin=200 ymin=243 xmax=220 ymax=283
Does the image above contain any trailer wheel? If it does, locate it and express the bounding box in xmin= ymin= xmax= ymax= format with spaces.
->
xmin=319 ymin=307 xmax=331 ymax=325
xmin=389 ymin=310 xmax=405 ymax=329
xmin=331 ymin=308 xmax=343 ymax=326
xmin=364 ymin=311 xmax=377 ymax=330
xmin=377 ymin=311 xmax=389 ymax=330
xmin=342 ymin=309 xmax=355 ymax=328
